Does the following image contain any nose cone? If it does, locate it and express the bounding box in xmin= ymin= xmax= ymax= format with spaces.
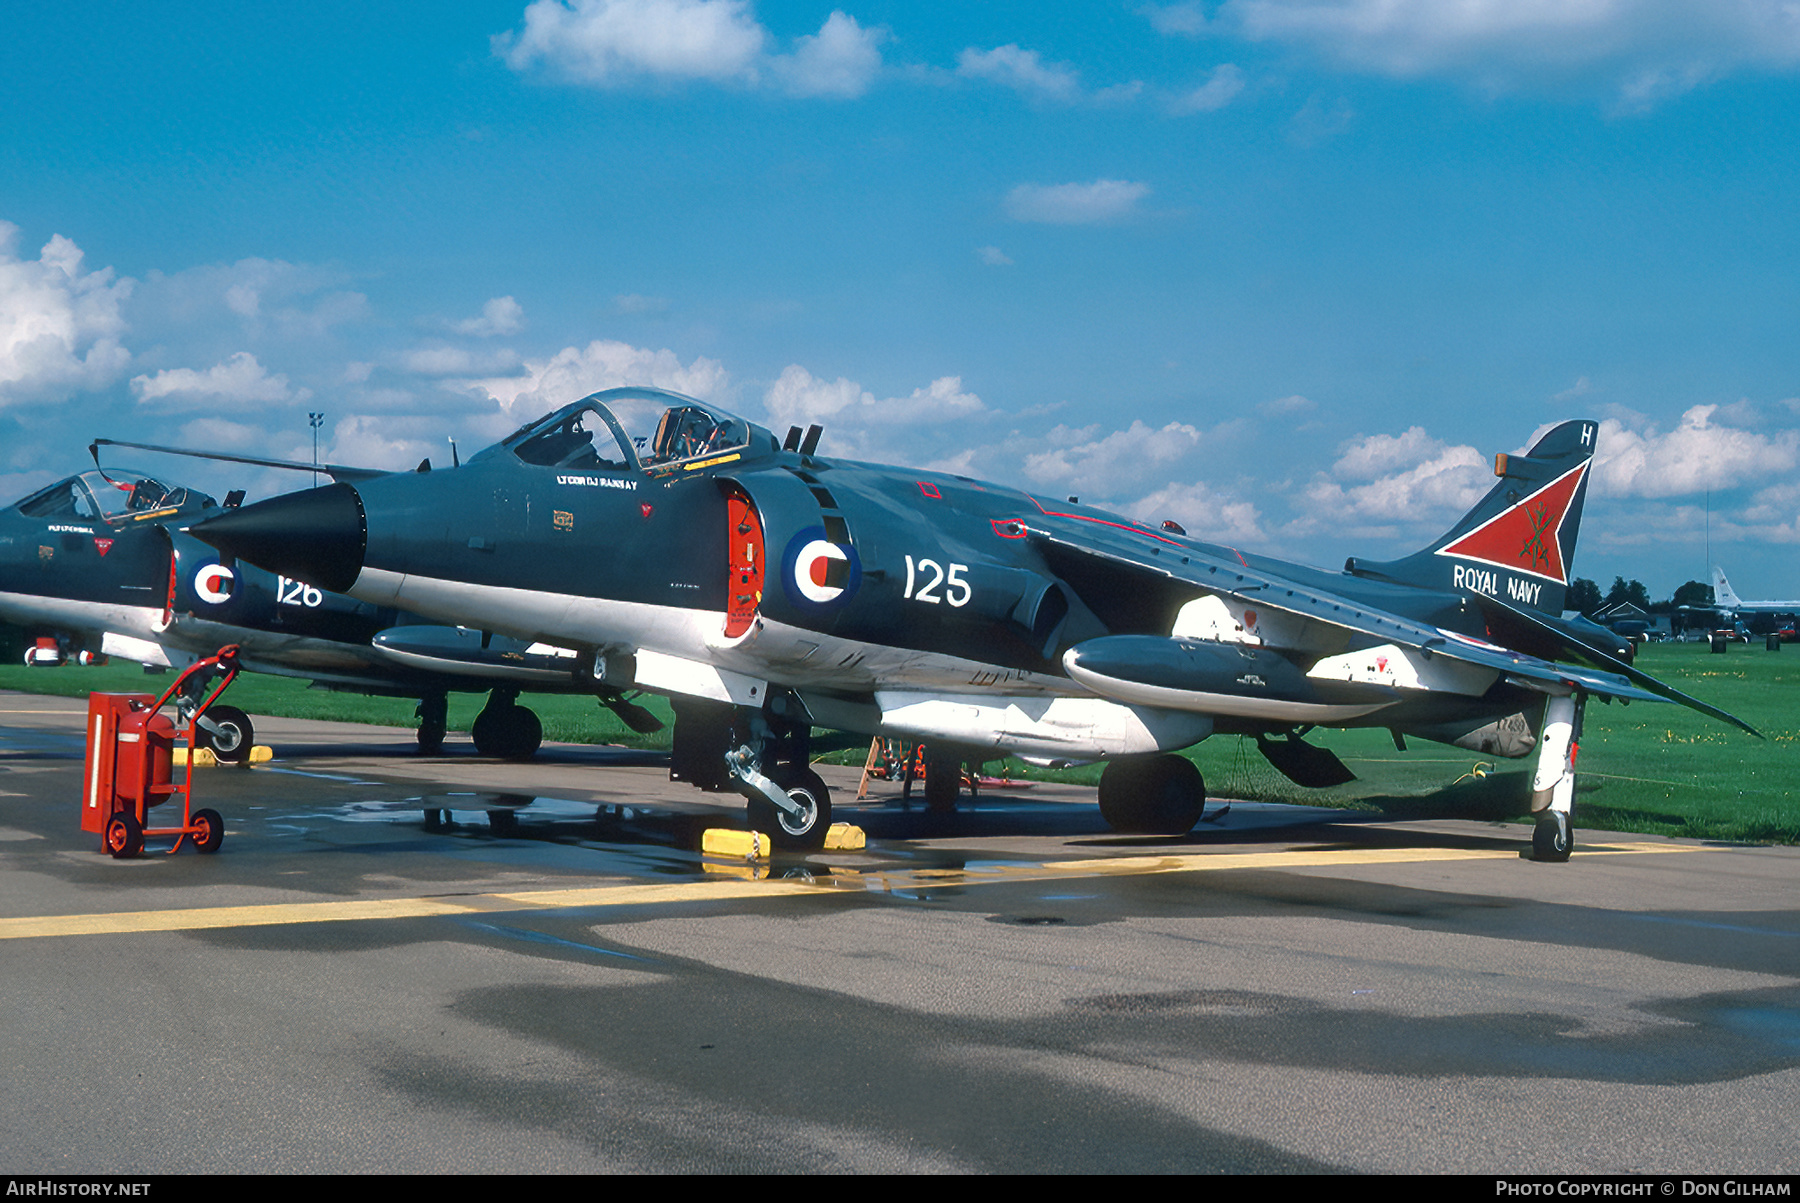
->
xmin=189 ymin=483 xmax=367 ymax=594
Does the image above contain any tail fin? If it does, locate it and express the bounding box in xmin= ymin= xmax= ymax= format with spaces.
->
xmin=1345 ymin=419 xmax=1597 ymax=614
xmin=1711 ymin=566 xmax=1741 ymax=610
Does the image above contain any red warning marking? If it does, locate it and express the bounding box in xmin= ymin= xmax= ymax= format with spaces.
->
xmin=1437 ymin=463 xmax=1587 ymax=585
xmin=918 ymin=482 xmax=941 ymax=498
xmin=94 ymin=538 xmax=113 ymax=557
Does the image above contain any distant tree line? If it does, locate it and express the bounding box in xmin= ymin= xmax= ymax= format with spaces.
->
xmin=1566 ymin=577 xmax=1713 ymax=619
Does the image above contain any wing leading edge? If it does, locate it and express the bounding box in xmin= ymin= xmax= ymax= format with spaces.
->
xmin=1026 ymin=514 xmax=1757 ymax=733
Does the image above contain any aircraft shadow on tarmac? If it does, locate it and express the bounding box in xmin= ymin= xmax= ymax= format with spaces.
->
xmin=343 ymin=781 xmax=1548 ymax=864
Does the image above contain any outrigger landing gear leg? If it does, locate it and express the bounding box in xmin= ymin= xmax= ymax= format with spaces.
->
xmin=471 ymin=688 xmax=543 ymax=761
xmin=1529 ymin=693 xmax=1582 ymax=862
xmin=722 ymin=707 xmax=831 ymax=850
xmin=416 ymin=691 xmax=447 ymax=756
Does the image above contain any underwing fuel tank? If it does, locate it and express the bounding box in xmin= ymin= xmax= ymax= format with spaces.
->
xmin=368 ymin=625 xmax=583 ymax=683
xmin=1062 ymin=635 xmax=1398 ymax=724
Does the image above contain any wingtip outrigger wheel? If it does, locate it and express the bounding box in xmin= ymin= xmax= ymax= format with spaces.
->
xmin=1528 ymin=692 xmax=1582 ymax=862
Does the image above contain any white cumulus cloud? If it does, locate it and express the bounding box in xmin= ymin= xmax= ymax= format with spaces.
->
xmin=1586 ymin=405 xmax=1800 ymax=498
xmin=774 ymin=11 xmax=884 ymax=97
xmin=1170 ymin=63 xmax=1246 ymax=113
xmin=498 ymin=0 xmax=883 ymax=96
xmin=761 ymin=365 xmax=984 ymax=458
xmin=130 ymin=352 xmax=297 ymax=408
xmin=1302 ymin=427 xmax=1490 ymax=527
xmin=463 ymin=338 xmax=730 ymax=420
xmin=1130 ymin=480 xmax=1268 ymax=546
xmin=452 ymin=296 xmax=525 ymax=336
xmin=0 ymin=223 xmax=132 ymax=407
xmin=1005 ymin=179 xmax=1151 ymax=225
xmin=1192 ymin=0 xmax=1800 ymax=108
xmin=1022 ymin=420 xmax=1204 ymax=496
xmin=143 ymin=257 xmax=367 ymax=337
xmin=956 ymin=45 xmax=1084 ymax=102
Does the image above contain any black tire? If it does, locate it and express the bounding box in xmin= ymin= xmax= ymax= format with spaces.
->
xmin=191 ymin=808 xmax=225 ymax=854
xmin=473 ymin=704 xmax=542 ymax=761
xmin=748 ymin=766 xmax=832 ymax=850
xmin=105 ymin=811 xmax=143 ymax=859
xmin=471 ymin=706 xmax=499 ymax=756
xmin=416 ymin=695 xmax=447 ymax=756
xmin=1098 ymin=756 xmax=1205 ymax=835
xmin=924 ymin=755 xmax=961 ymax=814
xmin=196 ymin=705 xmax=254 ymax=764
xmin=1098 ymin=759 xmax=1143 ymax=831
xmin=1532 ymin=811 xmax=1573 ymax=862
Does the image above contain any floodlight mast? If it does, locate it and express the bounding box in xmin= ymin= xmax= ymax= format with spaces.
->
xmin=309 ymin=412 xmax=325 ymax=488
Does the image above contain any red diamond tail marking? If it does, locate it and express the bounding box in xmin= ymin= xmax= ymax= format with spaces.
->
xmin=1436 ymin=463 xmax=1587 ymax=585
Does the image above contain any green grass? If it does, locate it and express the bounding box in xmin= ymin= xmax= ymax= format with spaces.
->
xmin=3 ymin=641 xmax=1793 ymax=843
xmin=822 ymin=642 xmax=1800 ymax=844
xmin=0 ymin=660 xmax=678 ymax=750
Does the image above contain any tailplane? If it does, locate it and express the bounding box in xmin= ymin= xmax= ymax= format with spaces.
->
xmin=1345 ymin=419 xmax=1597 ymax=615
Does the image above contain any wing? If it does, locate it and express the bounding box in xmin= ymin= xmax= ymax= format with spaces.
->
xmin=1472 ymin=590 xmax=1760 ymax=736
xmin=1026 ymin=512 xmax=1758 ymax=733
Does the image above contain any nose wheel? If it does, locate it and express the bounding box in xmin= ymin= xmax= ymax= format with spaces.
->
xmin=1532 ymin=811 xmax=1572 ymax=862
xmin=194 ymin=705 xmax=254 ymax=764
xmin=746 ymin=765 xmax=832 ymax=849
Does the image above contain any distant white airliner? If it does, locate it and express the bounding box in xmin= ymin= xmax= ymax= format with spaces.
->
xmin=1711 ymin=566 xmax=1800 ymax=618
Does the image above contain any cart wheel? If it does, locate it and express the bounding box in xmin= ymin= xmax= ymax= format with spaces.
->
xmin=191 ymin=808 xmax=225 ymax=854
xmin=197 ymin=705 xmax=254 ymax=764
xmin=105 ymin=812 xmax=143 ymax=859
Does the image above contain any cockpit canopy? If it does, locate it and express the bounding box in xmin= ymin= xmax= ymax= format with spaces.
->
xmin=12 ymin=470 xmax=216 ymax=523
xmin=491 ymin=388 xmax=763 ymax=472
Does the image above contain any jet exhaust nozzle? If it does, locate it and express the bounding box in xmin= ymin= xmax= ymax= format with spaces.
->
xmin=188 ymin=482 xmax=368 ymax=595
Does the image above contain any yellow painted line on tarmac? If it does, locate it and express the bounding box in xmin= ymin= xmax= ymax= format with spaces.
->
xmin=0 ymin=840 xmax=1700 ymax=942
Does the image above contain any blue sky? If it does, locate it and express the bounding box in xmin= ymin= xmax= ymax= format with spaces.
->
xmin=4 ymin=1 xmax=1800 ymax=598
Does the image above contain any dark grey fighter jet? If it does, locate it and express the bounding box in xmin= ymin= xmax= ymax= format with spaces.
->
xmin=0 ymin=462 xmax=660 ymax=759
xmin=191 ymin=387 xmax=1754 ymax=854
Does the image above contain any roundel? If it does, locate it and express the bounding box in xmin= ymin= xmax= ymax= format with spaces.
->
xmin=781 ymin=527 xmax=860 ymax=610
xmin=195 ymin=563 xmax=236 ymax=604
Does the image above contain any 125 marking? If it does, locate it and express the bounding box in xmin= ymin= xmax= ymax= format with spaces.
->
xmin=903 ymin=556 xmax=971 ymax=607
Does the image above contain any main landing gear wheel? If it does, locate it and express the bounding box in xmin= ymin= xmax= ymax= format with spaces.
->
xmin=924 ymin=755 xmax=961 ymax=814
xmin=191 ymin=808 xmax=225 ymax=854
xmin=104 ymin=812 xmax=143 ymax=859
xmin=472 ymin=703 xmax=542 ymax=761
xmin=748 ymin=766 xmax=832 ymax=850
xmin=1532 ymin=811 xmax=1573 ymax=862
xmin=416 ymin=694 xmax=447 ymax=756
xmin=1098 ymin=755 xmax=1206 ymax=835
xmin=197 ymin=705 xmax=254 ymax=764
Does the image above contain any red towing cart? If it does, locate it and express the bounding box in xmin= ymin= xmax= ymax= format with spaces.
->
xmin=80 ymin=644 xmax=243 ymax=858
